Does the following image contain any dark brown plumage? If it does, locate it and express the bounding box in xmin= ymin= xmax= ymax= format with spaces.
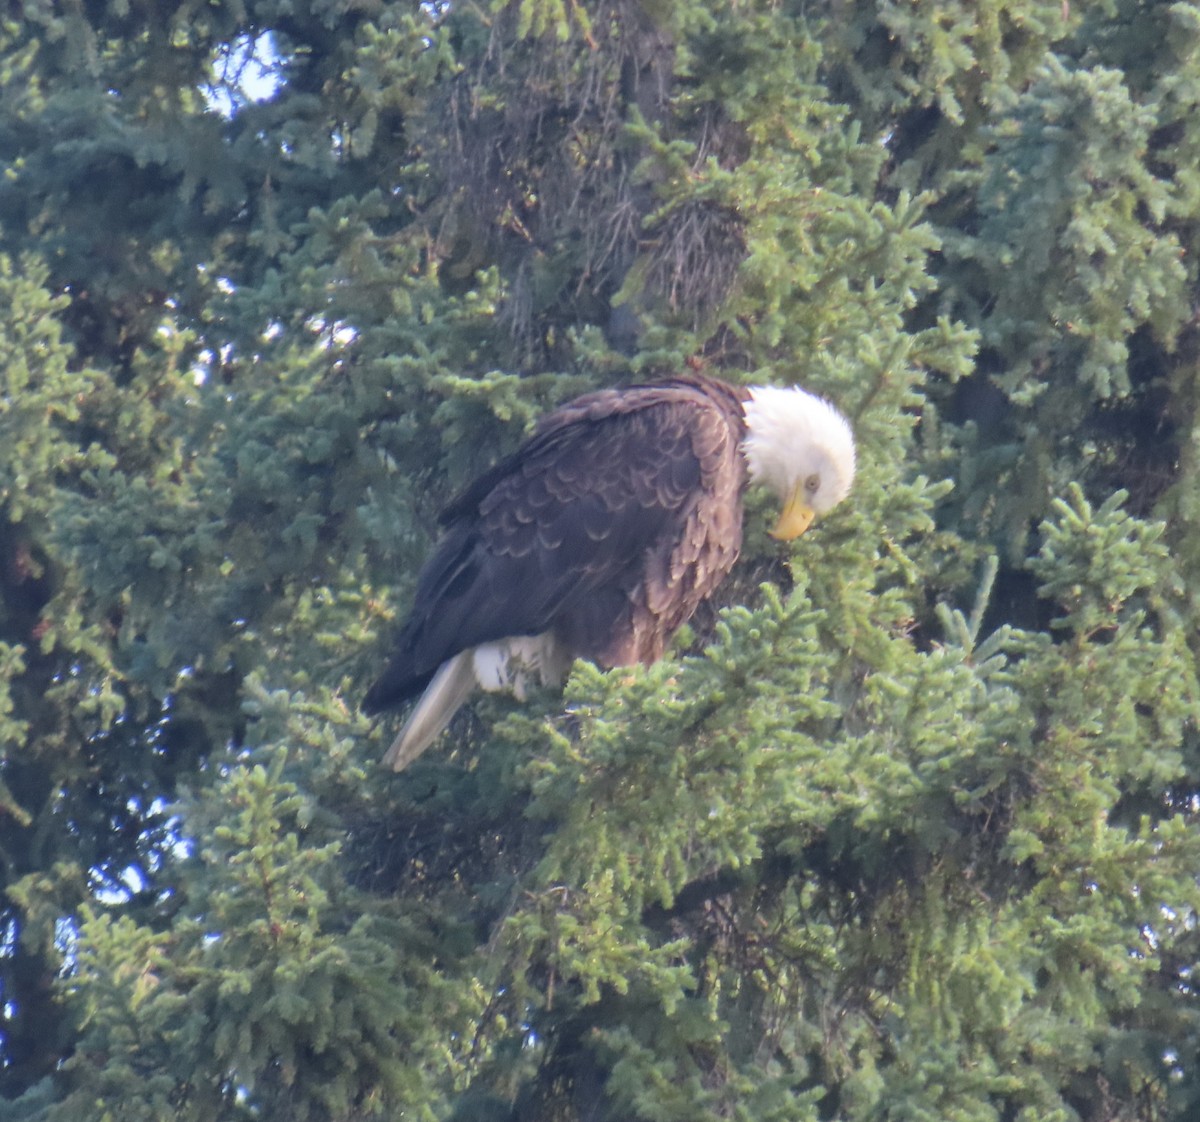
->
xmin=363 ymin=373 xmax=747 ymax=714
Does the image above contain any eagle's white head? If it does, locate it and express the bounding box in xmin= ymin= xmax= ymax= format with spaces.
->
xmin=741 ymin=385 xmax=857 ymax=539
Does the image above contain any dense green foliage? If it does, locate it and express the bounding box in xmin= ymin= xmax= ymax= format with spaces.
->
xmin=1 ymin=0 xmax=1199 ymax=1118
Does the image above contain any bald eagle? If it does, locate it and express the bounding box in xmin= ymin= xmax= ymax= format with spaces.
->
xmin=364 ymin=373 xmax=855 ymax=770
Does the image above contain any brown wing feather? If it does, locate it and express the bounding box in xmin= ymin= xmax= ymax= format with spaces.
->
xmin=362 ymin=375 xmax=748 ymax=713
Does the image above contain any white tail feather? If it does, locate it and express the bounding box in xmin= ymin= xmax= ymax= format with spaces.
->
xmin=380 ymin=633 xmax=569 ymax=771
xmin=381 ymin=651 xmax=477 ymax=772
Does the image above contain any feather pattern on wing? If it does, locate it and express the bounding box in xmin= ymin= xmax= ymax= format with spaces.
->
xmin=362 ymin=374 xmax=749 ymax=715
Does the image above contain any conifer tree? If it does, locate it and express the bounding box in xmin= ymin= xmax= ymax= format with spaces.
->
xmin=0 ymin=1 xmax=1198 ymax=1120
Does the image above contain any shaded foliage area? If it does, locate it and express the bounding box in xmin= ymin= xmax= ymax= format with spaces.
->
xmin=0 ymin=1 xmax=1199 ymax=1119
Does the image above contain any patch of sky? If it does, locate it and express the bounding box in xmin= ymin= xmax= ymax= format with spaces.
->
xmin=204 ymin=31 xmax=282 ymax=118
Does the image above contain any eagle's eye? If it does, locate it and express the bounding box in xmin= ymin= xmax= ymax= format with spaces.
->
xmin=804 ymin=473 xmax=820 ymax=494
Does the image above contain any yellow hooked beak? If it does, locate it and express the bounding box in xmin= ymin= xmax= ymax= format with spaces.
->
xmin=770 ymin=483 xmax=815 ymax=540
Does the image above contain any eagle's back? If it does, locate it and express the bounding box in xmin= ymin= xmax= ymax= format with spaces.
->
xmin=362 ymin=375 xmax=748 ymax=714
